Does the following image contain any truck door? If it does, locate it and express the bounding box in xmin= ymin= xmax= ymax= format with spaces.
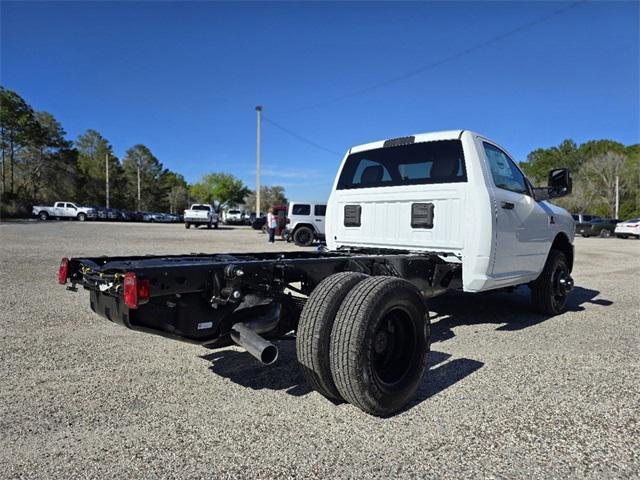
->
xmin=482 ymin=142 xmax=550 ymax=279
xmin=65 ymin=203 xmax=77 ymax=218
xmin=53 ymin=202 xmax=65 ymax=217
xmin=313 ymin=204 xmax=326 ymax=234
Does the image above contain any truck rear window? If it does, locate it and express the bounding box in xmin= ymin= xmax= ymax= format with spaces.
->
xmin=337 ymin=140 xmax=466 ymax=190
xmin=191 ymin=205 xmax=210 ymax=211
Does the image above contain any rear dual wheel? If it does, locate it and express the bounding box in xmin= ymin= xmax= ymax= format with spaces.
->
xmin=297 ymin=274 xmax=429 ymax=416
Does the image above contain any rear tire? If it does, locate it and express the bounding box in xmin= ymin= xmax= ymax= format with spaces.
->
xmin=294 ymin=226 xmax=314 ymax=246
xmin=296 ymin=272 xmax=369 ymax=401
xmin=530 ymin=249 xmax=573 ymax=315
xmin=330 ymin=276 xmax=429 ymax=417
xmin=38 ymin=211 xmax=49 ymax=221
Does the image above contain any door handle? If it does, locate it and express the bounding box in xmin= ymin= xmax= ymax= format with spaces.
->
xmin=501 ymin=201 xmax=515 ymax=210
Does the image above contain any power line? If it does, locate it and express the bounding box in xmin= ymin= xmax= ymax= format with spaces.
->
xmin=292 ymin=0 xmax=588 ymax=112
xmin=262 ymin=115 xmax=342 ymax=156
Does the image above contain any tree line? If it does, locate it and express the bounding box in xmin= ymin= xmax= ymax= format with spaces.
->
xmin=2 ymin=85 xmax=637 ymax=220
xmin=521 ymin=139 xmax=639 ymax=219
xmin=0 ymin=87 xmax=286 ymax=217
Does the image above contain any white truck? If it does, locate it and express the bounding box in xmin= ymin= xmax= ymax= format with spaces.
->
xmin=283 ymin=202 xmax=327 ymax=246
xmin=223 ymin=209 xmax=244 ymax=225
xmin=33 ymin=202 xmax=96 ymax=221
xmin=184 ymin=204 xmax=219 ymax=229
xmin=60 ymin=130 xmax=575 ymax=417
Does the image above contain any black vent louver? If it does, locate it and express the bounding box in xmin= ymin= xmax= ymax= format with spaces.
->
xmin=411 ymin=203 xmax=434 ymax=229
xmin=344 ymin=205 xmax=362 ymax=227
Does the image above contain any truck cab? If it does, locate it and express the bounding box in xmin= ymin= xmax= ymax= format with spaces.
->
xmin=326 ymin=130 xmax=574 ymax=292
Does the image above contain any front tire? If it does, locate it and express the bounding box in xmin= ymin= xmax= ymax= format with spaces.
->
xmin=293 ymin=226 xmax=314 ymax=246
xmin=330 ymin=276 xmax=429 ymax=417
xmin=297 ymin=272 xmax=369 ymax=401
xmin=530 ymin=249 xmax=573 ymax=315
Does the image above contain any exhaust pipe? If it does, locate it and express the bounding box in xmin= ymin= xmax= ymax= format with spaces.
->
xmin=230 ymin=323 xmax=278 ymax=365
xmin=230 ymin=303 xmax=280 ymax=365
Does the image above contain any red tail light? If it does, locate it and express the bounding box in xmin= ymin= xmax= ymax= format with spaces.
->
xmin=123 ymin=272 xmax=151 ymax=309
xmin=59 ymin=257 xmax=69 ymax=284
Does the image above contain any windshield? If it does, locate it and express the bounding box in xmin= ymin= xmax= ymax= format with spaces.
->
xmin=337 ymin=139 xmax=466 ymax=190
xmin=191 ymin=205 xmax=210 ymax=211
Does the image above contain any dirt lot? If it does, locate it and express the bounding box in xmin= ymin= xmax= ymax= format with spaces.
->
xmin=1 ymin=221 xmax=639 ymax=478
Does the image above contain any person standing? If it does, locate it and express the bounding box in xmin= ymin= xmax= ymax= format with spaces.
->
xmin=267 ymin=207 xmax=277 ymax=244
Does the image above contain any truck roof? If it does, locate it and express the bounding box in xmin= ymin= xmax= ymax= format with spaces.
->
xmin=349 ymin=130 xmax=465 ymax=154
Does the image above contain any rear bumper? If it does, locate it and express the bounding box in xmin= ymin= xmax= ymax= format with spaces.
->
xmin=184 ymin=217 xmax=210 ymax=223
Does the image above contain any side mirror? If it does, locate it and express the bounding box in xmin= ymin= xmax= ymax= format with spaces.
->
xmin=547 ymin=168 xmax=572 ymax=198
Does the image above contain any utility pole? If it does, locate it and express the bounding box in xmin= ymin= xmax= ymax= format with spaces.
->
xmin=137 ymin=163 xmax=141 ymax=211
xmin=615 ymin=175 xmax=619 ymax=219
xmin=255 ymin=105 xmax=262 ymax=216
xmin=105 ymin=153 xmax=110 ymax=209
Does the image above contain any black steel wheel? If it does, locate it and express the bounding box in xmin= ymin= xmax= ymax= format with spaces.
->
xmin=530 ymin=249 xmax=573 ymax=315
xmin=293 ymin=226 xmax=314 ymax=246
xmin=330 ymin=276 xmax=429 ymax=417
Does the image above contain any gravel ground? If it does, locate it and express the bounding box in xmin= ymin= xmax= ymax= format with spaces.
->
xmin=1 ymin=221 xmax=639 ymax=479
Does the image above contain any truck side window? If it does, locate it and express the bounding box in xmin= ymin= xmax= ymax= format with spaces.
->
xmin=314 ymin=205 xmax=326 ymax=216
xmin=292 ymin=204 xmax=311 ymax=215
xmin=483 ymin=143 xmax=528 ymax=195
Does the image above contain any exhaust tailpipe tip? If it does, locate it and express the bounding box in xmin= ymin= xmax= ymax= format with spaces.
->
xmin=230 ymin=323 xmax=279 ymax=365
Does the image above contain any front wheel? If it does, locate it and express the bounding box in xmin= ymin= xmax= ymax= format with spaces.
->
xmin=77 ymin=213 xmax=86 ymax=222
xmin=530 ymin=249 xmax=573 ymax=315
xmin=330 ymin=276 xmax=429 ymax=417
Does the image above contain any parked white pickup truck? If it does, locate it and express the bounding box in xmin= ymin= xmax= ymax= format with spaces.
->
xmin=61 ymin=130 xmax=575 ymax=417
xmin=33 ymin=202 xmax=96 ymax=221
xmin=184 ymin=204 xmax=219 ymax=229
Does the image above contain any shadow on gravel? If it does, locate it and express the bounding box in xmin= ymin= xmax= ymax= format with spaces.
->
xmin=200 ymin=337 xmax=312 ymax=397
xmin=407 ymin=350 xmax=484 ymax=410
xmin=200 ymin=342 xmax=484 ymax=407
xmin=429 ymin=286 xmax=612 ymax=343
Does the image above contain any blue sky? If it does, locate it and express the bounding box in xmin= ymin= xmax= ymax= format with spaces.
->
xmin=2 ymin=1 xmax=638 ymax=201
